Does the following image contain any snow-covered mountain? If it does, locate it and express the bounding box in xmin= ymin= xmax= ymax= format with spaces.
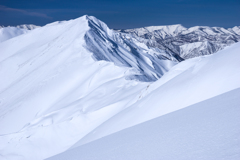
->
xmin=119 ymin=25 xmax=240 ymax=59
xmin=0 ymin=24 xmax=40 ymax=43
xmin=83 ymin=16 xmax=181 ymax=81
xmin=0 ymin=15 xmax=172 ymax=159
xmin=0 ymin=15 xmax=240 ymax=160
xmin=0 ymin=17 xmax=178 ymax=82
xmin=15 ymin=24 xmax=40 ymax=30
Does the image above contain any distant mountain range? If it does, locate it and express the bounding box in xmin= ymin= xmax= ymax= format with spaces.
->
xmin=118 ymin=25 xmax=240 ymax=59
xmin=1 ymin=22 xmax=240 ymax=62
xmin=0 ymin=24 xmax=40 ymax=30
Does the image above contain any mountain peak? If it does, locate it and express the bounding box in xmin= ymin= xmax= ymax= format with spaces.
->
xmin=120 ymin=24 xmax=187 ymax=38
xmin=144 ymin=24 xmax=186 ymax=32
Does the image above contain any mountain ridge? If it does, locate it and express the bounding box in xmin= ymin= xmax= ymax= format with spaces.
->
xmin=118 ymin=24 xmax=240 ymax=59
xmin=0 ymin=24 xmax=40 ymax=30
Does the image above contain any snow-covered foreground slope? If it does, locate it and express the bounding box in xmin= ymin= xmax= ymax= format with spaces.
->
xmin=48 ymin=88 xmax=240 ymax=160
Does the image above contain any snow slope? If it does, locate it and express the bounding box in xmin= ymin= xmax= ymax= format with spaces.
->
xmin=48 ymin=88 xmax=240 ymax=160
xmin=69 ymin=41 xmax=240 ymax=148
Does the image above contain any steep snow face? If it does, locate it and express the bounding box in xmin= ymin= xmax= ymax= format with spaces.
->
xmin=48 ymin=88 xmax=240 ymax=160
xmin=83 ymin=16 xmax=177 ymax=81
xmin=120 ymin=25 xmax=240 ymax=59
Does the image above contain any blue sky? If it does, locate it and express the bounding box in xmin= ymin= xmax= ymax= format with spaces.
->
xmin=0 ymin=0 xmax=239 ymax=29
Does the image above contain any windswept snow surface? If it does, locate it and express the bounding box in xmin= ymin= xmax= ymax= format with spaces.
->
xmin=0 ymin=15 xmax=240 ymax=160
xmin=48 ymin=88 xmax=240 ymax=160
